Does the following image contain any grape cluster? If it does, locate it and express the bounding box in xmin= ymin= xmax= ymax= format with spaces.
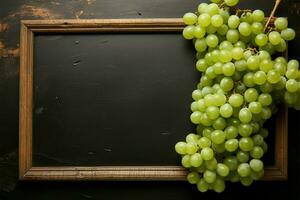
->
xmin=175 ymin=0 xmax=299 ymax=193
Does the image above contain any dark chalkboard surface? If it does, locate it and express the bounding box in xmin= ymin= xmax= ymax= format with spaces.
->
xmin=32 ymin=33 xmax=199 ymax=166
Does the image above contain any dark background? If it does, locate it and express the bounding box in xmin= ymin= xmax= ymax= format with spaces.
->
xmin=0 ymin=0 xmax=299 ymax=199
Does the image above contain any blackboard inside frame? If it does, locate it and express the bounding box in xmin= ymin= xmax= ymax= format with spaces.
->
xmin=19 ymin=19 xmax=287 ymax=181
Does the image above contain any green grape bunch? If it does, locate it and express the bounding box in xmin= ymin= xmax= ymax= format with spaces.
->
xmin=175 ymin=0 xmax=299 ymax=193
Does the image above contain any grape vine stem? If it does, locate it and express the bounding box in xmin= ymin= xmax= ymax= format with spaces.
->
xmin=264 ymin=0 xmax=282 ymax=31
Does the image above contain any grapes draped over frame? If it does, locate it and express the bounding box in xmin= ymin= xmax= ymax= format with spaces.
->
xmin=175 ymin=0 xmax=298 ymax=193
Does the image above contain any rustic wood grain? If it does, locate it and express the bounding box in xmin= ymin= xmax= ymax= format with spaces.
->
xmin=19 ymin=18 xmax=288 ymax=181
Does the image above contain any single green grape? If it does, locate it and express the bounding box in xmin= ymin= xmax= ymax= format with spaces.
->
xmin=206 ymin=3 xmax=219 ymax=16
xmin=250 ymin=146 xmax=264 ymax=159
xmin=274 ymin=62 xmax=287 ymax=76
xmin=252 ymin=9 xmax=265 ymax=22
xmin=181 ymin=155 xmax=192 ymax=168
xmin=238 ymin=123 xmax=253 ymax=137
xmin=196 ymin=59 xmax=207 ymax=72
xmin=225 ymin=126 xmax=238 ymax=139
xmin=203 ymin=170 xmax=217 ymax=183
xmin=243 ymin=72 xmax=255 ymax=87
xmin=235 ymin=60 xmax=247 ymax=71
xmin=219 ymin=50 xmax=232 ymax=63
xmin=249 ymin=159 xmax=264 ymax=172
xmin=198 ymin=13 xmax=211 ymax=27
xmin=252 ymin=134 xmax=264 ymax=146
xmin=183 ymin=12 xmax=198 ymax=25
xmin=258 ymin=93 xmax=272 ymax=106
xmin=234 ymin=41 xmax=246 ymax=49
xmin=261 ymin=107 xmax=272 ymax=120
xmin=211 ymin=14 xmax=224 ymax=27
xmin=217 ymin=24 xmax=229 ymax=36
xmin=190 ymin=153 xmax=204 ymax=167
xmin=226 ymin=29 xmax=240 ymax=43
xmin=175 ymin=141 xmax=187 ymax=155
xmin=194 ymin=26 xmax=206 ymax=39
xmin=201 ymin=147 xmax=214 ymax=160
xmin=195 ymin=38 xmax=207 ymax=52
xmin=251 ymin=22 xmax=264 ymax=34
xmin=268 ymin=31 xmax=282 ymax=45
xmin=248 ymin=101 xmax=263 ymax=114
xmin=237 ymin=163 xmax=251 ymax=177
xmin=232 ymin=47 xmax=244 ymax=60
xmin=216 ymin=163 xmax=230 ymax=177
xmin=197 ymin=178 xmax=209 ymax=192
xmin=276 ymin=38 xmax=287 ymax=52
xmin=239 ymin=137 xmax=254 ymax=151
xmin=198 ymin=137 xmax=212 ymax=148
xmin=286 ymin=68 xmax=299 ymax=79
xmin=192 ymin=89 xmax=202 ymax=101
xmin=213 ymin=117 xmax=227 ymax=130
xmin=229 ymin=93 xmax=244 ymax=107
xmin=211 ymin=130 xmax=226 ymax=144
xmin=225 ymin=139 xmax=239 ymax=152
xmin=281 ymin=28 xmax=296 ymax=41
xmin=240 ymin=177 xmax=253 ymax=186
xmin=206 ymin=24 xmax=218 ymax=34
xmin=206 ymin=34 xmax=219 ymax=48
xmin=191 ymin=101 xmax=198 ymax=112
xmin=206 ymin=106 xmax=220 ymax=120
xmin=244 ymin=88 xmax=258 ymax=102
xmin=239 ymin=108 xmax=252 ymax=123
xmin=223 ymin=62 xmax=235 ymax=76
xmin=237 ymin=151 xmax=250 ymax=163
xmin=267 ymin=70 xmax=281 ymax=84
xmin=253 ymin=70 xmax=267 ymax=85
xmin=190 ymin=111 xmax=202 ymax=124
xmin=288 ymin=59 xmax=299 ymax=70
xmin=255 ymin=33 xmax=268 ymax=46
xmin=186 ymin=142 xmax=198 ymax=154
xmin=286 ymin=79 xmax=298 ymax=92
xmin=186 ymin=133 xmax=199 ymax=143
xmin=247 ymin=55 xmax=260 ymax=71
xmin=224 ymin=0 xmax=239 ymax=7
xmin=275 ymin=17 xmax=288 ymax=30
xmin=220 ymin=103 xmax=233 ymax=118
xmin=228 ymin=15 xmax=240 ymax=29
xmin=187 ymin=171 xmax=201 ymax=184
xmin=220 ymin=41 xmax=234 ymax=50
xmin=260 ymin=82 xmax=273 ymax=93
xmin=198 ymin=3 xmax=208 ymax=14
xmin=183 ymin=25 xmax=195 ymax=40
xmin=220 ymin=77 xmax=234 ymax=92
xmin=238 ymin=22 xmax=251 ymax=36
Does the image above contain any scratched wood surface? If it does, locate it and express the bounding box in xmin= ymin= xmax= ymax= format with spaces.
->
xmin=0 ymin=0 xmax=300 ymax=199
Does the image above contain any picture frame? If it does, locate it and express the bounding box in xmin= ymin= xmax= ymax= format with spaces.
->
xmin=19 ymin=19 xmax=288 ymax=181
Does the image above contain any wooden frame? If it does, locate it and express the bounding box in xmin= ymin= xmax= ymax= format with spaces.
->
xmin=19 ymin=19 xmax=288 ymax=181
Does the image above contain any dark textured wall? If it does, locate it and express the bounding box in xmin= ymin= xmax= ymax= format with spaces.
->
xmin=0 ymin=0 xmax=299 ymax=199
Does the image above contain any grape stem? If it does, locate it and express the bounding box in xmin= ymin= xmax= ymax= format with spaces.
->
xmin=264 ymin=0 xmax=282 ymax=31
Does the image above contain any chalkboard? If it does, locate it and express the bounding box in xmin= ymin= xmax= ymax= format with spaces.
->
xmin=32 ymin=32 xmax=198 ymax=166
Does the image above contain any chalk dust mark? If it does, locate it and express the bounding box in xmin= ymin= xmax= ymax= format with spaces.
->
xmin=75 ymin=10 xmax=84 ymax=19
